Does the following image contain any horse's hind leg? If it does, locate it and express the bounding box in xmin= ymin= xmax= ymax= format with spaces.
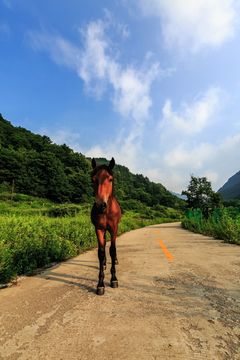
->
xmin=110 ymin=227 xmax=118 ymax=288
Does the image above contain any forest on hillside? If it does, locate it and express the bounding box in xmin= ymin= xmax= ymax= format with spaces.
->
xmin=0 ymin=113 xmax=185 ymax=209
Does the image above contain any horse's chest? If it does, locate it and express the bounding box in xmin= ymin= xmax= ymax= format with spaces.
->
xmin=91 ymin=211 xmax=106 ymax=228
xmin=92 ymin=214 xmax=115 ymax=231
xmin=98 ymin=215 xmax=108 ymax=229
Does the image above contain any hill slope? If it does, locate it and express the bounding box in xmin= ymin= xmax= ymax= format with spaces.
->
xmin=0 ymin=113 xmax=92 ymax=203
xmin=0 ymin=113 xmax=185 ymax=209
xmin=218 ymin=171 xmax=240 ymax=200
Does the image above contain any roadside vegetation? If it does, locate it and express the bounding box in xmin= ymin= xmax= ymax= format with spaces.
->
xmin=182 ymin=208 xmax=240 ymax=245
xmin=0 ymin=194 xmax=183 ymax=284
xmin=181 ymin=175 xmax=240 ymax=246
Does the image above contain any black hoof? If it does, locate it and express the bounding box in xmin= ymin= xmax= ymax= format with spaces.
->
xmin=115 ymin=259 xmax=119 ymax=265
xmin=97 ymin=287 xmax=105 ymax=295
xmin=111 ymin=280 xmax=118 ymax=288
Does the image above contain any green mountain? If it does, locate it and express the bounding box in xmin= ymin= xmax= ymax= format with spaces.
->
xmin=0 ymin=113 xmax=92 ymax=203
xmin=218 ymin=171 xmax=240 ymax=200
xmin=0 ymin=113 xmax=185 ymax=209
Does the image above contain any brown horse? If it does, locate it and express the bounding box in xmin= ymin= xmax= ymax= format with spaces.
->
xmin=91 ymin=157 xmax=121 ymax=295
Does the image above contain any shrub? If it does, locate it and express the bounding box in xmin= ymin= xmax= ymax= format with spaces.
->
xmin=182 ymin=208 xmax=240 ymax=245
xmin=48 ymin=204 xmax=82 ymax=217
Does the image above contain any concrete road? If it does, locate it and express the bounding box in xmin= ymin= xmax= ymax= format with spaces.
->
xmin=0 ymin=222 xmax=240 ymax=360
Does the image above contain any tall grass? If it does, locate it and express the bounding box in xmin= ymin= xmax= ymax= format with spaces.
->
xmin=0 ymin=212 xmax=97 ymax=283
xmin=182 ymin=208 xmax=240 ymax=245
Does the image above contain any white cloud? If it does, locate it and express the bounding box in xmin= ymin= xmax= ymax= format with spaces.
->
xmin=161 ymin=134 xmax=240 ymax=191
xmin=84 ymin=126 xmax=144 ymax=174
xmin=78 ymin=20 xmax=161 ymax=122
xmin=104 ymin=9 xmax=130 ymax=38
xmin=27 ymin=30 xmax=82 ymax=69
xmin=28 ymin=19 xmax=165 ymax=123
xmin=145 ymin=167 xmax=187 ymax=193
xmin=153 ymin=86 xmax=240 ymax=192
xmin=203 ymin=170 xmax=219 ymax=184
xmin=78 ymin=20 xmax=110 ymax=87
xmin=112 ymin=63 xmax=159 ymax=122
xmin=135 ymin=0 xmax=237 ymax=52
xmin=160 ymin=87 xmax=222 ymax=141
xmin=163 ymin=142 xmax=215 ymax=169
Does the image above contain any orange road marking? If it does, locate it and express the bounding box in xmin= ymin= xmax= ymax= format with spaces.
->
xmin=158 ymin=238 xmax=175 ymax=261
xmin=157 ymin=226 xmax=164 ymax=234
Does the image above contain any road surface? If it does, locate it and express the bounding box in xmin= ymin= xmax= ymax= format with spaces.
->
xmin=0 ymin=222 xmax=240 ymax=359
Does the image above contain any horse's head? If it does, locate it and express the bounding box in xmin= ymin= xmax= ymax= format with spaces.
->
xmin=91 ymin=158 xmax=115 ymax=213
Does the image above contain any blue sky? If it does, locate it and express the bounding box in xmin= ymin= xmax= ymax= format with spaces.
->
xmin=1 ymin=0 xmax=240 ymax=193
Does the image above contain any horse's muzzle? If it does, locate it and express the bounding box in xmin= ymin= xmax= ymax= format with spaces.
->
xmin=101 ymin=201 xmax=107 ymax=213
xmin=95 ymin=201 xmax=107 ymax=213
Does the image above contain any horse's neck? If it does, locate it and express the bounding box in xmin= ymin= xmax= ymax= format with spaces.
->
xmin=107 ymin=195 xmax=117 ymax=210
xmin=108 ymin=195 xmax=114 ymax=205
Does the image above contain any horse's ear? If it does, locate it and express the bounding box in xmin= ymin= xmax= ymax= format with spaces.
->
xmin=92 ymin=158 xmax=97 ymax=169
xmin=109 ymin=157 xmax=115 ymax=170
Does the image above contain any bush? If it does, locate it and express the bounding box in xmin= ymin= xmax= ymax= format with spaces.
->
xmin=48 ymin=204 xmax=82 ymax=217
xmin=182 ymin=209 xmax=240 ymax=245
xmin=0 ymin=182 xmax=12 ymax=193
xmin=0 ymin=213 xmax=97 ymax=283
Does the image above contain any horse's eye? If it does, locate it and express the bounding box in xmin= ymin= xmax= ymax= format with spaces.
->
xmin=109 ymin=178 xmax=113 ymax=182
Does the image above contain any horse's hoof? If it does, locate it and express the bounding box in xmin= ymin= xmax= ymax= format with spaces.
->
xmin=111 ymin=280 xmax=118 ymax=288
xmin=115 ymin=259 xmax=119 ymax=265
xmin=97 ymin=287 xmax=105 ymax=295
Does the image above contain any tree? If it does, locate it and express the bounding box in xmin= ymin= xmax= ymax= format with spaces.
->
xmin=182 ymin=174 xmax=222 ymax=218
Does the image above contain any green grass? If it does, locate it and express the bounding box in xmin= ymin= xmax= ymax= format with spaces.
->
xmin=182 ymin=209 xmax=240 ymax=245
xmin=0 ymin=192 xmax=55 ymax=215
xmin=0 ymin=194 xmax=183 ymax=284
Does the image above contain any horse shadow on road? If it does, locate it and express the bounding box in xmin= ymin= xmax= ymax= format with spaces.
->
xmin=35 ymin=258 xmax=103 ymax=293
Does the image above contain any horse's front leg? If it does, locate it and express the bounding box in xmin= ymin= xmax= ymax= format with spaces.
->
xmin=96 ymin=229 xmax=106 ymax=295
xmin=103 ymin=231 xmax=106 ymax=270
xmin=110 ymin=226 xmax=118 ymax=288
